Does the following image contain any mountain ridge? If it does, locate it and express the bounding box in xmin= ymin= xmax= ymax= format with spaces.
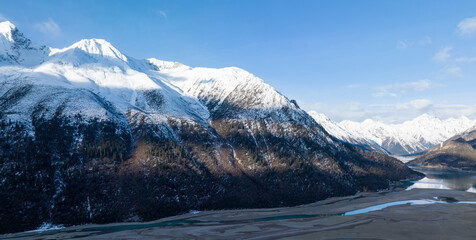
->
xmin=310 ymin=112 xmax=476 ymax=156
xmin=0 ymin=21 xmax=421 ymax=234
xmin=408 ymin=124 xmax=476 ymax=170
xmin=308 ymin=111 xmax=390 ymax=154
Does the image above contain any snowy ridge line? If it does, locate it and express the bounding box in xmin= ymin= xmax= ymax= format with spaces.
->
xmin=309 ymin=111 xmax=476 ymax=156
xmin=0 ymin=20 xmax=301 ymax=127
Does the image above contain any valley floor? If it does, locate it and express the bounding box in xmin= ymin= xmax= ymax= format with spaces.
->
xmin=3 ymin=188 xmax=475 ymax=240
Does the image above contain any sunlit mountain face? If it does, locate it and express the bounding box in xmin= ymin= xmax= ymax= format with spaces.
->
xmin=0 ymin=21 xmax=421 ymax=233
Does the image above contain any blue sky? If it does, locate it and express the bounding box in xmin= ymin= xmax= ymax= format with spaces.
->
xmin=1 ymin=0 xmax=476 ymax=123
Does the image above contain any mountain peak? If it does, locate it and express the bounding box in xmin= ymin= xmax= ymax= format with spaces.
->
xmin=74 ymin=38 xmax=113 ymax=48
xmin=51 ymin=38 xmax=128 ymax=62
xmin=0 ymin=20 xmax=49 ymax=66
xmin=362 ymin=119 xmax=376 ymax=124
xmin=411 ymin=113 xmax=439 ymax=123
xmin=0 ymin=21 xmax=16 ymax=39
xmin=0 ymin=21 xmax=17 ymax=34
xmin=73 ymin=38 xmax=127 ymax=61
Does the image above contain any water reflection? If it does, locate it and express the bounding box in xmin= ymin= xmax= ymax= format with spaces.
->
xmin=406 ymin=167 xmax=476 ymax=192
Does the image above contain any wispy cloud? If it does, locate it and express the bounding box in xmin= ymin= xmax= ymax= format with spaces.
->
xmin=417 ymin=36 xmax=432 ymax=46
xmin=306 ymin=99 xmax=476 ymax=123
xmin=302 ymin=101 xmax=368 ymax=122
xmin=394 ymin=99 xmax=433 ymax=111
xmin=304 ymin=99 xmax=476 ymax=123
xmin=433 ymin=46 xmax=452 ymax=62
xmin=372 ymin=91 xmax=398 ymax=97
xmin=374 ymin=79 xmax=437 ymax=97
xmin=444 ymin=66 xmax=462 ymax=76
xmin=431 ymin=103 xmax=476 ymax=119
xmin=396 ymin=37 xmax=431 ymax=50
xmin=34 ymin=18 xmax=61 ymax=36
xmin=158 ymin=10 xmax=167 ymax=19
xmin=0 ymin=13 xmax=6 ymax=22
xmin=397 ymin=40 xmax=409 ymax=49
xmin=345 ymin=84 xmax=361 ymax=89
xmin=455 ymin=56 xmax=476 ymax=63
xmin=457 ymin=16 xmax=476 ymax=36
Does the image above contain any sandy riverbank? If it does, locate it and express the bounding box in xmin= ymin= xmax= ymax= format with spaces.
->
xmin=3 ymin=189 xmax=475 ymax=239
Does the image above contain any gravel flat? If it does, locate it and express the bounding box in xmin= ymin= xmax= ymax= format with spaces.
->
xmin=3 ymin=189 xmax=475 ymax=240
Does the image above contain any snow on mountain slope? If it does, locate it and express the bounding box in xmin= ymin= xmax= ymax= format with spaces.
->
xmin=0 ymin=20 xmax=308 ymax=128
xmin=0 ymin=21 xmax=423 ymax=233
xmin=147 ymin=59 xmax=296 ymax=121
xmin=0 ymin=20 xmax=336 ymax=150
xmin=0 ymin=32 xmax=209 ymax=125
xmin=308 ymin=111 xmax=389 ymax=154
xmin=409 ymin=124 xmax=476 ymax=170
xmin=339 ymin=114 xmax=476 ymax=155
xmin=50 ymin=38 xmax=128 ymax=62
xmin=0 ymin=21 xmax=49 ymax=66
xmin=0 ymin=80 xmax=128 ymax=125
xmin=0 ymin=20 xmax=336 ymax=152
xmin=143 ymin=58 xmax=341 ymax=152
xmin=1 ymin=20 xmax=471 ymax=158
xmin=0 ymin=20 xmax=416 ymax=174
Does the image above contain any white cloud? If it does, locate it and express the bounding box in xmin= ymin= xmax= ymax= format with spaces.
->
xmin=433 ymin=46 xmax=452 ymax=62
xmin=374 ymin=79 xmax=437 ymax=97
xmin=394 ymin=79 xmax=433 ymax=91
xmin=348 ymin=101 xmax=364 ymax=111
xmin=0 ymin=13 xmax=6 ymax=22
xmin=445 ymin=66 xmax=462 ymax=76
xmin=304 ymin=100 xmax=476 ymax=123
xmin=372 ymin=91 xmax=398 ymax=97
xmin=418 ymin=36 xmax=432 ymax=46
xmin=432 ymin=103 xmax=476 ymax=119
xmin=397 ymin=40 xmax=408 ymax=49
xmin=396 ymin=37 xmax=431 ymax=50
xmin=368 ymin=99 xmax=447 ymax=122
xmin=435 ymin=65 xmax=463 ymax=79
xmin=34 ymin=18 xmax=61 ymax=36
xmin=302 ymin=101 xmax=368 ymax=122
xmin=412 ymin=99 xmax=433 ymax=110
xmin=158 ymin=10 xmax=167 ymax=19
xmin=455 ymin=56 xmax=476 ymax=63
xmin=393 ymin=99 xmax=432 ymax=111
xmin=457 ymin=17 xmax=476 ymax=36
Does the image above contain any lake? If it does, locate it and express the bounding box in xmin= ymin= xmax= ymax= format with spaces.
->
xmin=406 ymin=167 xmax=476 ymax=193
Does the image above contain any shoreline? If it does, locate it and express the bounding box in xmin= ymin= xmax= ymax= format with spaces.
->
xmin=4 ymin=188 xmax=475 ymax=239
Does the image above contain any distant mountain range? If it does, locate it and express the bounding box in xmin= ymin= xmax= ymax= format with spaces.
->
xmin=409 ymin=125 xmax=476 ymax=170
xmin=308 ymin=111 xmax=390 ymax=154
xmin=310 ymin=112 xmax=476 ymax=156
xmin=0 ymin=21 xmax=421 ymax=233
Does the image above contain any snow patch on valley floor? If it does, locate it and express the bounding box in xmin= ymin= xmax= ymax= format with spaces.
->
xmin=467 ymin=187 xmax=476 ymax=193
xmin=26 ymin=223 xmax=64 ymax=233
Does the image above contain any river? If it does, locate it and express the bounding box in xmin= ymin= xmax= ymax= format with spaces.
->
xmin=3 ymin=167 xmax=476 ymax=239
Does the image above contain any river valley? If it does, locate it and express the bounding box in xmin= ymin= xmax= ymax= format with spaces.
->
xmin=3 ymin=167 xmax=475 ymax=240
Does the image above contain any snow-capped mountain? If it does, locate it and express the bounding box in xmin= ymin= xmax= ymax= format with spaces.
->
xmin=0 ymin=21 xmax=49 ymax=66
xmin=308 ymin=111 xmax=389 ymax=154
xmin=0 ymin=21 xmax=420 ymax=234
xmin=338 ymin=114 xmax=476 ymax=155
xmin=409 ymin=124 xmax=476 ymax=170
